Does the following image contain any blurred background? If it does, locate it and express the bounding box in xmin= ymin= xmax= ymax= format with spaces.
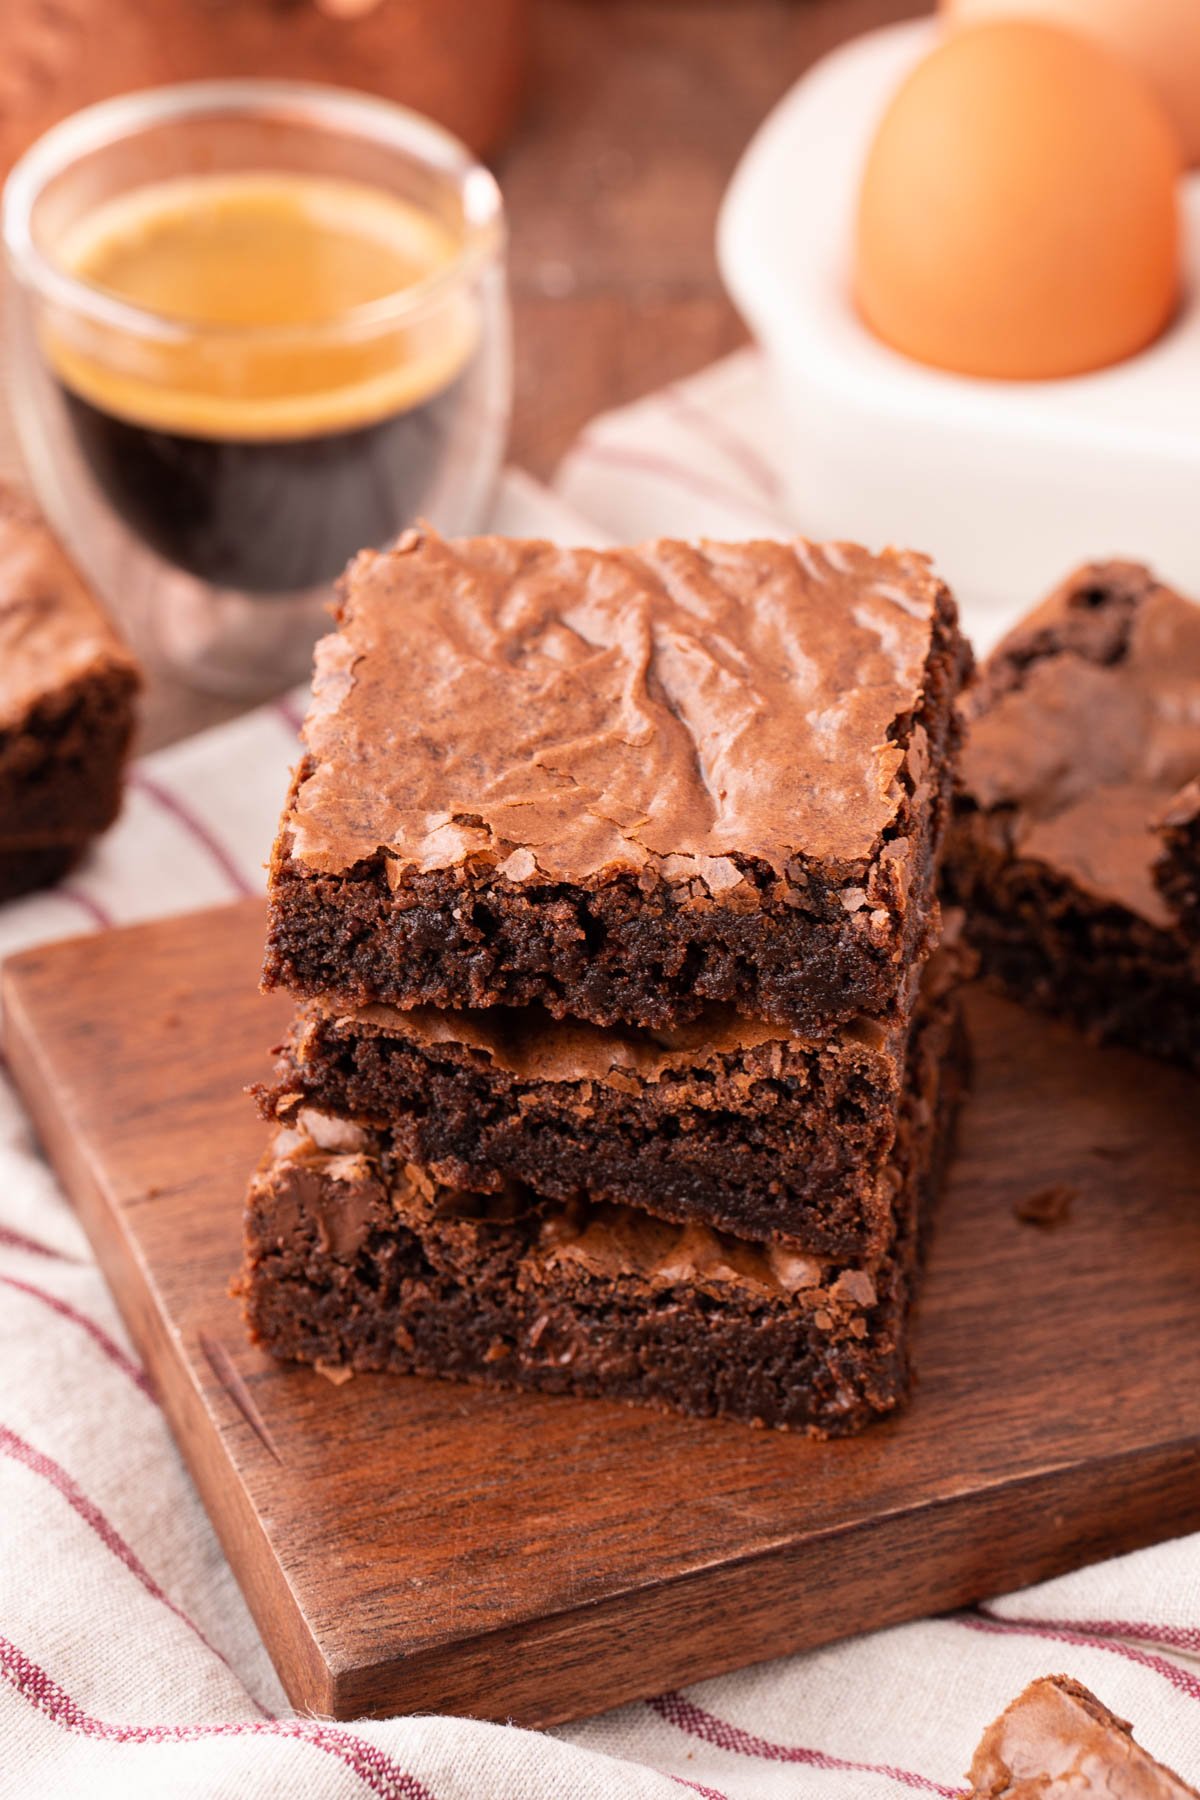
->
xmin=0 ymin=0 xmax=926 ymax=486
xmin=7 ymin=0 xmax=1194 ymax=744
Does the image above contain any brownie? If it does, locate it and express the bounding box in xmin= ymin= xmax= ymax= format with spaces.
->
xmin=0 ymin=842 xmax=80 ymax=904
xmin=1156 ymin=776 xmax=1200 ymax=945
xmin=263 ymin=528 xmax=971 ymax=1032
xmin=258 ymin=926 xmax=966 ymax=1260
xmin=0 ymin=487 xmax=140 ymax=893
xmin=944 ymin=561 xmax=1200 ymax=1068
xmin=239 ymin=975 xmax=965 ymax=1435
xmin=965 ymin=1675 xmax=1199 ymax=1798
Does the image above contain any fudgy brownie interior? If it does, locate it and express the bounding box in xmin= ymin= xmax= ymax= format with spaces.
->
xmin=264 ymin=528 xmax=971 ymax=1031
xmin=0 ymin=670 xmax=139 ymax=844
xmin=259 ymin=930 xmax=966 ymax=1260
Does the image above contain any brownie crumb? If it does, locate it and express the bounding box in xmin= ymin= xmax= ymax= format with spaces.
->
xmin=315 ymin=1361 xmax=355 ymax=1386
xmin=1014 ymin=1183 xmax=1077 ymax=1229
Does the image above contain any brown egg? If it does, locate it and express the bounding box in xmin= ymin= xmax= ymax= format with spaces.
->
xmin=942 ymin=0 xmax=1200 ymax=165
xmin=854 ymin=19 xmax=1182 ymax=380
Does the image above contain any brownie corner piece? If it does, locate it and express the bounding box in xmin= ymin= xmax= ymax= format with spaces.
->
xmin=259 ymin=912 xmax=970 ymax=1261
xmin=0 ymin=484 xmax=141 ymax=855
xmin=965 ymin=1674 xmax=1200 ymax=1799
xmin=264 ymin=527 xmax=970 ymax=1030
xmin=944 ymin=559 xmax=1200 ymax=1067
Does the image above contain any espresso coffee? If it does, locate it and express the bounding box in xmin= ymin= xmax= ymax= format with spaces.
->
xmin=47 ymin=173 xmax=476 ymax=593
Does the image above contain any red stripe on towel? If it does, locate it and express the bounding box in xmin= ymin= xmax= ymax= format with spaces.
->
xmin=0 ymin=1633 xmax=435 ymax=1799
xmin=648 ymin=1691 xmax=957 ymax=1796
xmin=0 ymin=1274 xmax=154 ymax=1400
xmin=0 ymin=1424 xmax=265 ymax=1712
xmin=130 ymin=772 xmax=253 ymax=897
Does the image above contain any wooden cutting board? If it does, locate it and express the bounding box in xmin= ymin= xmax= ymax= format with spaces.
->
xmin=4 ymin=898 xmax=1199 ymax=1727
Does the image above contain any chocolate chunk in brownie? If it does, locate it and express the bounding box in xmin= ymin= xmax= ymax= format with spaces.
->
xmin=258 ymin=924 xmax=966 ymax=1261
xmin=239 ymin=980 xmax=966 ymax=1435
xmin=944 ymin=561 xmax=1200 ymax=1069
xmin=0 ymin=487 xmax=140 ymax=889
xmin=965 ymin=1674 xmax=1199 ymax=1798
xmin=264 ymin=527 xmax=970 ymax=1032
xmin=1156 ymin=776 xmax=1200 ymax=946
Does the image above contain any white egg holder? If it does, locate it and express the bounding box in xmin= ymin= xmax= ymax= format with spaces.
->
xmin=717 ymin=19 xmax=1200 ymax=642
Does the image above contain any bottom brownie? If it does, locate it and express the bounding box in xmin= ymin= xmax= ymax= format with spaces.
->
xmin=239 ymin=993 xmax=964 ymax=1435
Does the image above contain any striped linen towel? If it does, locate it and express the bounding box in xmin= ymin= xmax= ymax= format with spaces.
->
xmin=2 ymin=364 xmax=1199 ymax=1798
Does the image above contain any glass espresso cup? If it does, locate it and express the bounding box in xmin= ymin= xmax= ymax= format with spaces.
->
xmin=3 ymin=81 xmax=509 ymax=695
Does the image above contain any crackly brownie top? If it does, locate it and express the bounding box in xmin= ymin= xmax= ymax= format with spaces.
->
xmin=0 ymin=487 xmax=138 ymax=732
xmin=960 ymin=562 xmax=1200 ymax=926
xmin=966 ymin=1674 xmax=1199 ymax=1798
xmin=261 ymin=1110 xmax=882 ymax=1308
xmin=284 ymin=526 xmax=953 ymax=887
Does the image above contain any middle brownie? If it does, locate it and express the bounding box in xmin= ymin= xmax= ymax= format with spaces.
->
xmin=259 ymin=937 xmax=962 ymax=1261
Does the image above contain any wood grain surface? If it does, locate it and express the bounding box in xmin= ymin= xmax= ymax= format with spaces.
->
xmin=4 ymin=898 xmax=1200 ymax=1726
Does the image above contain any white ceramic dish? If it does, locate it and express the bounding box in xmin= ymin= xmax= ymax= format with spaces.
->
xmin=718 ymin=20 xmax=1200 ymax=639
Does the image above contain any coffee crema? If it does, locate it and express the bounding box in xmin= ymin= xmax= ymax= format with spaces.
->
xmin=47 ymin=172 xmax=477 ymax=593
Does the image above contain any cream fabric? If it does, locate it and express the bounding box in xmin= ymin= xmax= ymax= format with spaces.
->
xmin=1 ymin=369 xmax=1197 ymax=1797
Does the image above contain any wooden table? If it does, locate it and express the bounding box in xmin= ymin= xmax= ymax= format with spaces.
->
xmin=0 ymin=0 xmax=925 ymax=750
xmin=506 ymin=0 xmax=925 ymax=480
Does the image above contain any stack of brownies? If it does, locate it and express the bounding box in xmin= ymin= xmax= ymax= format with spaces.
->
xmin=242 ymin=527 xmax=972 ymax=1434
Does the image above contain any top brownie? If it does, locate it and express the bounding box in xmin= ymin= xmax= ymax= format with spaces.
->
xmin=264 ymin=528 xmax=969 ymax=1030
